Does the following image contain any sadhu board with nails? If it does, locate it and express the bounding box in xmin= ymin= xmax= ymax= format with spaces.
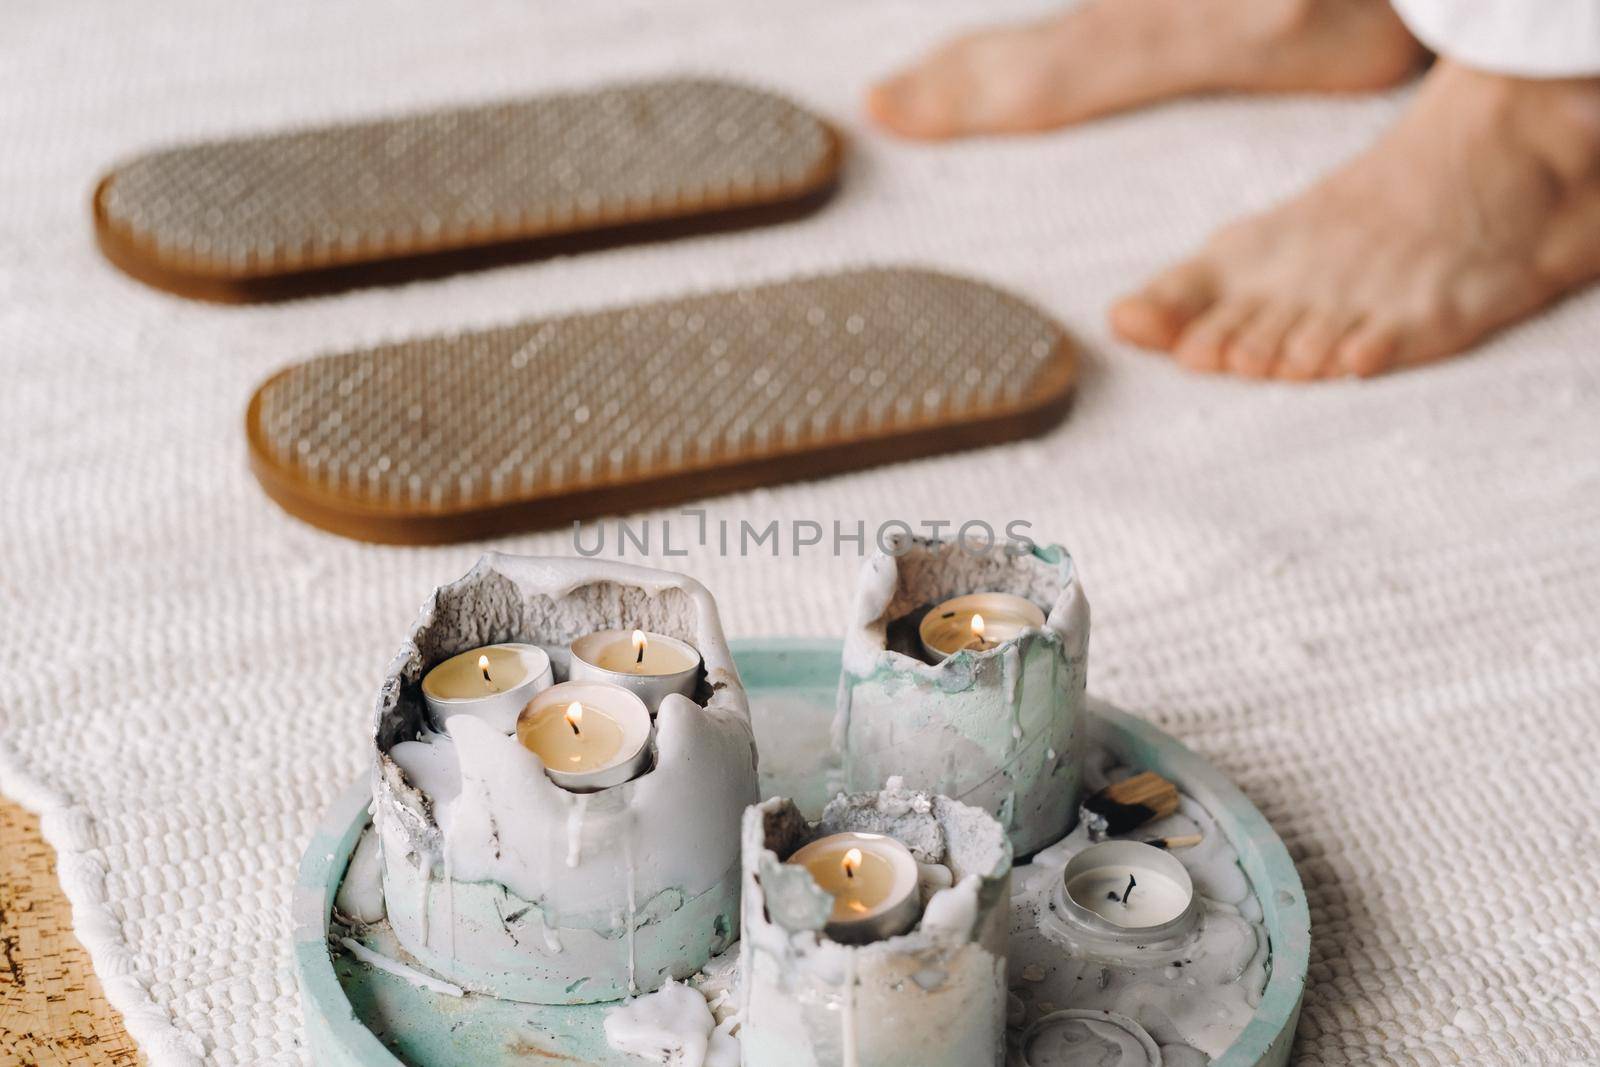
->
xmin=245 ymin=268 xmax=1077 ymax=544
xmin=93 ymin=78 xmax=842 ymax=302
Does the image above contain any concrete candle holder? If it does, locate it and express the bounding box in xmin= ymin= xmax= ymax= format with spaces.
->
xmin=369 ymin=554 xmax=757 ymax=1004
xmin=298 ymin=642 xmax=1310 ymax=1066
xmin=740 ymin=784 xmax=1014 ymax=1067
xmin=836 ymin=535 xmax=1090 ymax=857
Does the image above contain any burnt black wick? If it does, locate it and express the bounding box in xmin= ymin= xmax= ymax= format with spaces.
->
xmin=1122 ymin=874 xmax=1137 ymax=907
xmin=569 ymin=719 xmax=581 ymax=736
xmin=636 ymin=644 xmax=645 ymax=664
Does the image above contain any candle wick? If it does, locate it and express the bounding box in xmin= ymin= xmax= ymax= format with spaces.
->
xmin=569 ymin=719 xmax=581 ymax=737
xmin=845 ymin=865 xmax=854 ymax=880
xmin=1122 ymin=874 xmax=1137 ymax=907
xmin=635 ymin=645 xmax=644 ymax=665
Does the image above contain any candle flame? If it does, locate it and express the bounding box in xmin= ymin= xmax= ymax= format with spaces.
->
xmin=970 ymin=614 xmax=986 ymax=641
xmin=478 ymin=654 xmax=495 ymax=690
xmin=842 ymin=847 xmax=863 ymax=879
xmin=566 ymin=701 xmax=583 ymax=736
xmin=632 ymin=628 xmax=647 ymax=664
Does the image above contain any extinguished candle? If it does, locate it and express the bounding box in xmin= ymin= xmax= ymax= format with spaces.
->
xmin=786 ymin=832 xmax=921 ymax=944
xmin=919 ymin=592 xmax=1046 ymax=660
xmin=515 ymin=681 xmax=651 ymax=792
xmin=569 ymin=629 xmax=701 ymax=711
xmin=1058 ymin=840 xmax=1197 ymax=939
xmin=1019 ymin=1009 xmax=1161 ymax=1067
xmin=422 ymin=643 xmax=553 ymax=732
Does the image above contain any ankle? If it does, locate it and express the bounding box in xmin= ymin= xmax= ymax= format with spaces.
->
xmin=1517 ymin=75 xmax=1600 ymax=182
xmin=1251 ymin=0 xmax=1328 ymax=41
xmin=1545 ymin=78 xmax=1600 ymax=155
xmin=1250 ymin=0 xmax=1400 ymax=44
xmin=1241 ymin=0 xmax=1424 ymax=89
xmin=1425 ymin=63 xmax=1600 ymax=180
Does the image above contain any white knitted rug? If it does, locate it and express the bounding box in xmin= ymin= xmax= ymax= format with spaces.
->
xmin=2 ymin=2 xmax=1598 ymax=1064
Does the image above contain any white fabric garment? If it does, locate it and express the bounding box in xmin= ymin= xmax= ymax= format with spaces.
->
xmin=1392 ymin=0 xmax=1600 ymax=76
xmin=3 ymin=2 xmax=1600 ymax=1066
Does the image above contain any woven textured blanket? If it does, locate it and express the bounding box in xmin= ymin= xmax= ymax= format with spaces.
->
xmin=1 ymin=1 xmax=1597 ymax=1064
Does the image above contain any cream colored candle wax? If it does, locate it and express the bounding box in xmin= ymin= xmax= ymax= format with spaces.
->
xmin=1059 ymin=840 xmax=1198 ymax=938
xmin=515 ymin=681 xmax=651 ymax=792
xmin=422 ymin=643 xmax=553 ymax=732
xmin=569 ymin=629 xmax=701 ymax=711
xmin=519 ymin=701 xmax=625 ymax=770
xmin=786 ymin=831 xmax=921 ymax=943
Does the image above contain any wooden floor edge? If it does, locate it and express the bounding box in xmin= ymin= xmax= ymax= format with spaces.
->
xmin=0 ymin=795 xmax=145 ymax=1065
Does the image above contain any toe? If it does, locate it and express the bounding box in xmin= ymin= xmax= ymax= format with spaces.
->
xmin=1276 ymin=312 xmax=1354 ymax=380
xmin=1335 ymin=321 xmax=1402 ymax=378
xmin=1173 ymin=300 xmax=1257 ymax=374
xmin=1224 ymin=304 xmax=1301 ymax=378
xmin=866 ymin=69 xmax=957 ymax=139
xmin=1110 ymin=262 xmax=1218 ymax=352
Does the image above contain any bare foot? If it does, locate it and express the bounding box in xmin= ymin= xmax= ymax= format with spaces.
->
xmin=867 ymin=0 xmax=1422 ymax=139
xmin=1111 ymin=62 xmax=1600 ymax=379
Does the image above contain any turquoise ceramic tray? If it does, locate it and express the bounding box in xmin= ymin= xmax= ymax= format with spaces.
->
xmin=294 ymin=639 xmax=1308 ymax=1066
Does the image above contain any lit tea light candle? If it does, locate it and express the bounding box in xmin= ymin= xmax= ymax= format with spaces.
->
xmin=421 ymin=643 xmax=553 ymax=732
xmin=515 ymin=681 xmax=652 ymax=793
xmin=786 ymin=831 xmax=921 ymax=944
xmin=919 ymin=592 xmax=1046 ymax=660
xmin=569 ymin=629 xmax=701 ymax=711
xmin=1057 ymin=840 xmax=1198 ymax=940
